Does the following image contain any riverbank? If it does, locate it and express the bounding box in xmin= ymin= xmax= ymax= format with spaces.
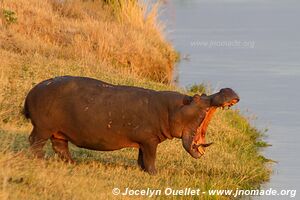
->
xmin=0 ymin=0 xmax=269 ymax=199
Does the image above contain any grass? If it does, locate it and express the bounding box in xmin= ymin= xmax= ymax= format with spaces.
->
xmin=0 ymin=110 xmax=270 ymax=200
xmin=0 ymin=0 xmax=270 ymax=199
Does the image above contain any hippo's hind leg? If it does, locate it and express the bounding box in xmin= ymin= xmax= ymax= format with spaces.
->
xmin=29 ymin=127 xmax=51 ymax=158
xmin=51 ymin=132 xmax=74 ymax=163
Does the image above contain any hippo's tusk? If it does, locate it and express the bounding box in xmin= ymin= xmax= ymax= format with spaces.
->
xmin=194 ymin=142 xmax=213 ymax=148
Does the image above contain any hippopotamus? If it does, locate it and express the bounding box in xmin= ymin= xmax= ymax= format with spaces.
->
xmin=23 ymin=76 xmax=239 ymax=174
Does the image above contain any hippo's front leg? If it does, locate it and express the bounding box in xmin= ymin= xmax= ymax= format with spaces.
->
xmin=137 ymin=149 xmax=145 ymax=170
xmin=139 ymin=142 xmax=158 ymax=175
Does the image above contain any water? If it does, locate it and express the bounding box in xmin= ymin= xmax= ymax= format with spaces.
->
xmin=161 ymin=0 xmax=300 ymax=199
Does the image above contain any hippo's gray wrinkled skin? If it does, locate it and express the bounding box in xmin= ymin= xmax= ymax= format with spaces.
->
xmin=23 ymin=76 xmax=239 ymax=175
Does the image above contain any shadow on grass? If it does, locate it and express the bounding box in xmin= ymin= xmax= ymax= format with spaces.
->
xmin=0 ymin=130 xmax=30 ymax=152
xmin=0 ymin=129 xmax=138 ymax=170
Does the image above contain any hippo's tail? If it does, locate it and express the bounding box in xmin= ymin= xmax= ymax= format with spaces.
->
xmin=22 ymin=98 xmax=30 ymax=119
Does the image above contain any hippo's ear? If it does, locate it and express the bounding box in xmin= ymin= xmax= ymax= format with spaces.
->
xmin=183 ymin=94 xmax=207 ymax=105
xmin=183 ymin=95 xmax=193 ymax=105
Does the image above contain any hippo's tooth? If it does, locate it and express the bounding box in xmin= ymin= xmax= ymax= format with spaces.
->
xmin=197 ymin=146 xmax=205 ymax=155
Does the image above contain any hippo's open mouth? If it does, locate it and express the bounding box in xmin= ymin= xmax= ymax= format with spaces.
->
xmin=191 ymin=98 xmax=239 ymax=156
xmin=182 ymin=88 xmax=240 ymax=159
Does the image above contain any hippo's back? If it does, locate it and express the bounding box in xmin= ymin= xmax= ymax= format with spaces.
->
xmin=24 ymin=76 xmax=107 ymax=117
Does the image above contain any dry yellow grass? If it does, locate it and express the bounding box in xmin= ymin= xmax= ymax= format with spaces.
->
xmin=0 ymin=0 xmax=177 ymax=82
xmin=0 ymin=0 xmax=178 ymax=125
xmin=0 ymin=0 xmax=270 ymax=199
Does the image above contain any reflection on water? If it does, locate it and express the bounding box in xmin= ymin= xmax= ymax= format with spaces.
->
xmin=162 ymin=0 xmax=300 ymax=199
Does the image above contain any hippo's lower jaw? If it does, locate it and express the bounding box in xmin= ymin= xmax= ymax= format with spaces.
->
xmin=188 ymin=147 xmax=203 ymax=159
xmin=188 ymin=144 xmax=212 ymax=159
xmin=182 ymin=133 xmax=213 ymax=159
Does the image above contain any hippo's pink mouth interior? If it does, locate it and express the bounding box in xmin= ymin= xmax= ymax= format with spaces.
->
xmin=192 ymin=98 xmax=239 ymax=155
xmin=191 ymin=107 xmax=217 ymax=155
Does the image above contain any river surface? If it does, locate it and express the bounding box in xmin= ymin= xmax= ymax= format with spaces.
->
xmin=161 ymin=0 xmax=300 ymax=199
